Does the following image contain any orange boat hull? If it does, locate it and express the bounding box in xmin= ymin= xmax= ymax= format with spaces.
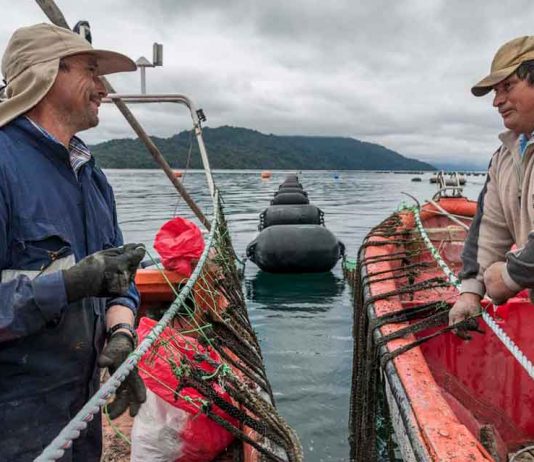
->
xmin=358 ymin=197 xmax=534 ymax=461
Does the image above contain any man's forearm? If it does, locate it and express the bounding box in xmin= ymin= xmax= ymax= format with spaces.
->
xmin=459 ymin=157 xmax=513 ymax=295
xmin=504 ymin=232 xmax=534 ymax=289
xmin=106 ymin=305 xmax=135 ymax=338
xmin=0 ymin=272 xmax=68 ymax=343
xmin=459 ymin=278 xmax=486 ymax=297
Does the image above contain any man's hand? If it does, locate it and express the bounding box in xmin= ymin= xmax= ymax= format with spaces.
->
xmin=98 ymin=332 xmax=146 ymax=419
xmin=63 ymin=243 xmax=145 ymax=302
xmin=449 ymin=292 xmax=483 ymax=340
xmin=484 ymin=261 xmax=518 ymax=305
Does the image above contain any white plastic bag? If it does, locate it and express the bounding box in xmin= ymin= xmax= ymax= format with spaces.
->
xmin=130 ymin=388 xmax=188 ymax=462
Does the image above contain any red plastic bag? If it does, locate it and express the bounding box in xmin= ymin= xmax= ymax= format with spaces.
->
xmin=154 ymin=217 xmax=205 ymax=276
xmin=136 ymin=317 xmax=236 ymax=461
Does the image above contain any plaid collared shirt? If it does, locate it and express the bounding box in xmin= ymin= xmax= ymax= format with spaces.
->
xmin=25 ymin=116 xmax=92 ymax=177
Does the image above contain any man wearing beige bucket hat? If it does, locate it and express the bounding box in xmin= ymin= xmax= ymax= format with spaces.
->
xmin=450 ymin=36 xmax=534 ymax=333
xmin=0 ymin=23 xmax=146 ymax=461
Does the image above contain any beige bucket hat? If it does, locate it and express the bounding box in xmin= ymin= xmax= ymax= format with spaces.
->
xmin=472 ymin=36 xmax=534 ymax=97
xmin=0 ymin=23 xmax=136 ymax=127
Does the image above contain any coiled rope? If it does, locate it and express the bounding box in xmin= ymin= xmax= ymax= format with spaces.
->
xmin=410 ymin=204 xmax=534 ymax=381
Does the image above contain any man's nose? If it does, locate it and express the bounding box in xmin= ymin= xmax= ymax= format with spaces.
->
xmin=493 ymin=91 xmax=505 ymax=108
xmin=95 ymin=76 xmax=108 ymax=97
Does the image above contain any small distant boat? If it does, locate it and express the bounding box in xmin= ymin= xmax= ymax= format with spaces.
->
xmin=411 ymin=177 xmax=422 ymax=182
xmin=172 ymin=170 xmax=183 ymax=178
xmin=260 ymin=170 xmax=272 ymax=179
xmin=348 ymin=194 xmax=534 ymax=461
xmin=430 ymin=171 xmax=466 ymax=186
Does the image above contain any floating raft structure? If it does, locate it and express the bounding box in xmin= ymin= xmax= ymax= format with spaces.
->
xmin=246 ymin=175 xmax=344 ymax=273
xmin=430 ymin=170 xmax=466 ymax=186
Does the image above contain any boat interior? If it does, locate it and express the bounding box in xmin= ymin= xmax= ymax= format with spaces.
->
xmin=377 ymin=199 xmax=534 ymax=460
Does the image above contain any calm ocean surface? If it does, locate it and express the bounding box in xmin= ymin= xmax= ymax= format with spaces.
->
xmin=107 ymin=169 xmax=487 ymax=462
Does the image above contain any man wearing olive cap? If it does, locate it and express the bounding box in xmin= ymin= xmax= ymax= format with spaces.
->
xmin=450 ymin=36 xmax=534 ymax=330
xmin=0 ymin=23 xmax=146 ymax=460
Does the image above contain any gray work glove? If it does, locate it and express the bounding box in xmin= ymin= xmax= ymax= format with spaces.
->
xmin=98 ymin=332 xmax=147 ymax=419
xmin=62 ymin=244 xmax=145 ymax=302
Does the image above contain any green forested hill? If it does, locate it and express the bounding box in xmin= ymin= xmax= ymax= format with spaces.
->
xmin=90 ymin=126 xmax=435 ymax=170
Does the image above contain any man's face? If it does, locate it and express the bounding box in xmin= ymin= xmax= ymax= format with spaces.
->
xmin=47 ymin=53 xmax=107 ymax=133
xmin=493 ymin=73 xmax=534 ymax=135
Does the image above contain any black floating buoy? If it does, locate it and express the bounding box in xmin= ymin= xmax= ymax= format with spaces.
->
xmin=279 ymin=181 xmax=303 ymax=189
xmin=259 ymin=204 xmax=323 ymax=230
xmin=246 ymin=224 xmax=344 ymax=273
xmin=274 ymin=187 xmax=308 ymax=197
xmin=271 ymin=192 xmax=309 ymax=205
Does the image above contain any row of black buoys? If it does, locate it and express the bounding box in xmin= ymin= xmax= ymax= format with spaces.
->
xmin=246 ymin=175 xmax=344 ymax=273
xmin=271 ymin=177 xmax=308 ymax=205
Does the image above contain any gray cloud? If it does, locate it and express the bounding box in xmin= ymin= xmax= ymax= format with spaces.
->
xmin=3 ymin=1 xmax=534 ymax=167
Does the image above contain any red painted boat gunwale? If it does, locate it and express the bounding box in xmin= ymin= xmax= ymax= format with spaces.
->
xmin=363 ymin=197 xmax=502 ymax=461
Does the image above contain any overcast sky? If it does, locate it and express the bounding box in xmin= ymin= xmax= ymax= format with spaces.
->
xmin=4 ymin=1 xmax=534 ymax=167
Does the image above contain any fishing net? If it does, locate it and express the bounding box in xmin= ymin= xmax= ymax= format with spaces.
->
xmin=35 ymin=191 xmax=301 ymax=462
xmin=344 ymin=208 xmax=471 ymax=462
xmin=345 ymin=203 xmax=534 ymax=462
xmin=102 ymin=193 xmax=302 ymax=462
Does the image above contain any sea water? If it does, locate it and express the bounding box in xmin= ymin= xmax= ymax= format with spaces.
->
xmin=108 ymin=169 xmax=487 ymax=462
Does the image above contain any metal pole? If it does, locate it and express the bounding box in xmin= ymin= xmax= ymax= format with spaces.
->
xmin=140 ymin=67 xmax=146 ymax=94
xmin=34 ymin=0 xmax=210 ymax=230
xmin=194 ymin=124 xmax=215 ymax=198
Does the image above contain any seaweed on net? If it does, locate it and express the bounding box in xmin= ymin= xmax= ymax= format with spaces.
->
xmin=345 ymin=209 xmax=476 ymax=462
xmin=121 ymin=194 xmax=303 ymax=462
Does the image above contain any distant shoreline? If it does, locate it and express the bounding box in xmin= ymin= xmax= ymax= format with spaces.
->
xmin=91 ymin=126 xmax=436 ymax=171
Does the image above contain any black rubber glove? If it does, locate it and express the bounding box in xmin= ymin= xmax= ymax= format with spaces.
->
xmin=97 ymin=332 xmax=146 ymax=419
xmin=62 ymin=244 xmax=145 ymax=302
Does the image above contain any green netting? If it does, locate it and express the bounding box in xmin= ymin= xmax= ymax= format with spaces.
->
xmin=101 ymin=194 xmax=303 ymax=462
xmin=346 ymin=210 xmax=460 ymax=461
xmin=342 ymin=257 xmax=357 ymax=273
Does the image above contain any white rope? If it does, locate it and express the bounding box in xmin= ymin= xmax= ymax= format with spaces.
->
xmin=510 ymin=444 xmax=534 ymax=462
xmin=423 ymin=208 xmax=474 ymax=222
xmin=35 ymin=191 xmax=221 ymax=462
xmin=410 ymin=205 xmax=534 ymax=381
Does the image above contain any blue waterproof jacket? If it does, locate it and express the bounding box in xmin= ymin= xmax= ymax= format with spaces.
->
xmin=0 ymin=117 xmax=139 ymax=461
